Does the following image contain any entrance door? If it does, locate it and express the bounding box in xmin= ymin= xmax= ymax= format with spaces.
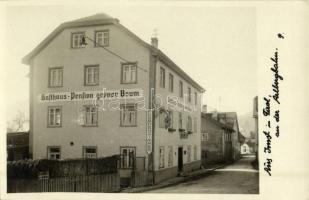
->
xmin=178 ymin=147 xmax=183 ymax=173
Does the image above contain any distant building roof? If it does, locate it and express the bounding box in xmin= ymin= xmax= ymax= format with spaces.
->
xmin=22 ymin=13 xmax=205 ymax=92
xmin=201 ymin=113 xmax=234 ymax=132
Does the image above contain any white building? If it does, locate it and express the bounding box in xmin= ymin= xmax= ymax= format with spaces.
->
xmin=22 ymin=13 xmax=205 ymax=183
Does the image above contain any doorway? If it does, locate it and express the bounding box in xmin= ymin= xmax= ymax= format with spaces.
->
xmin=178 ymin=147 xmax=183 ymax=173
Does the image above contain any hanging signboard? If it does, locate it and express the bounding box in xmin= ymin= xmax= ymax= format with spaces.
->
xmin=146 ymin=110 xmax=153 ymax=154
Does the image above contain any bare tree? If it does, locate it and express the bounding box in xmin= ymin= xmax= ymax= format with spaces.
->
xmin=7 ymin=111 xmax=28 ymax=132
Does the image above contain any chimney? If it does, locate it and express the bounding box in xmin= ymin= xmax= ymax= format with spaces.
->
xmin=151 ymin=37 xmax=158 ymax=48
xmin=202 ymin=105 xmax=207 ymax=114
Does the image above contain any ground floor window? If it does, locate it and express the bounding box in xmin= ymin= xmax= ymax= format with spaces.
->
xmin=168 ymin=146 xmax=173 ymax=167
xmin=159 ymin=146 xmax=165 ymax=168
xmin=187 ymin=145 xmax=191 ymax=162
xmin=194 ymin=145 xmax=197 ymax=161
xmin=120 ymin=147 xmax=136 ymax=168
xmin=47 ymin=146 xmax=61 ymax=160
xmin=83 ymin=146 xmax=97 ymax=158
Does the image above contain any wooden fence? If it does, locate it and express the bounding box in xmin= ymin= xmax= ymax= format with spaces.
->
xmin=8 ymin=173 xmax=120 ymax=193
xmin=132 ymin=170 xmax=148 ymax=188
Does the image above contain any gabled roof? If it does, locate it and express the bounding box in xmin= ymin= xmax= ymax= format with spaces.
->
xmin=201 ymin=113 xmax=234 ymax=132
xmin=22 ymin=13 xmax=205 ymax=92
xmin=206 ymin=111 xmax=240 ymax=133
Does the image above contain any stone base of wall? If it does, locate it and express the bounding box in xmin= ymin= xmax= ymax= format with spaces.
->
xmin=154 ymin=166 xmax=178 ymax=184
xmin=183 ymin=160 xmax=201 ymax=174
xmin=154 ymin=160 xmax=201 ymax=184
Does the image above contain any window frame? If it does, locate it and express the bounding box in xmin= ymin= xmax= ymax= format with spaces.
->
xmin=160 ymin=67 xmax=165 ymax=88
xmin=94 ymin=30 xmax=109 ymax=47
xmin=120 ymin=146 xmax=136 ymax=169
xmin=71 ymin=32 xmax=86 ymax=49
xmin=187 ymin=87 xmax=191 ymax=102
xmin=168 ymin=73 xmax=174 ymax=92
xmin=187 ymin=145 xmax=191 ymax=162
xmin=168 ymin=146 xmax=173 ymax=167
xmin=47 ymin=146 xmax=61 ymax=160
xmin=178 ymin=112 xmax=183 ymax=129
xmin=168 ymin=110 xmax=173 ymax=128
xmin=187 ymin=115 xmax=192 ymax=132
xmin=48 ymin=67 xmax=63 ymax=88
xmin=179 ymin=81 xmax=183 ymax=98
xmin=159 ymin=146 xmax=165 ymax=168
xmin=159 ymin=111 xmax=167 ymax=128
xmin=84 ymin=65 xmax=100 ymax=86
xmin=194 ymin=145 xmax=197 ymax=161
xmin=120 ymin=104 xmax=137 ymax=127
xmin=47 ymin=106 xmax=62 ymax=128
xmin=82 ymin=146 xmax=98 ymax=158
xmin=121 ymin=62 xmax=138 ymax=84
xmin=83 ymin=105 xmax=98 ymax=127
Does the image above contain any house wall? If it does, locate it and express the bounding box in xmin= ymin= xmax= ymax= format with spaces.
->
xmin=201 ymin=117 xmax=224 ymax=165
xmin=31 ymin=24 xmax=151 ymax=160
xmin=153 ymin=59 xmax=202 ymax=182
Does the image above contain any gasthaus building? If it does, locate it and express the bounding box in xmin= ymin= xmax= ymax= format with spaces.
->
xmin=22 ymin=13 xmax=205 ymax=184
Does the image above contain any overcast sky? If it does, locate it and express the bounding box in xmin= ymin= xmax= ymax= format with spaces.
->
xmin=4 ymin=3 xmax=257 ymax=128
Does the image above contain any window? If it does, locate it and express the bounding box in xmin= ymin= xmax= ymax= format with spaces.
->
xmin=168 ymin=73 xmax=174 ymax=92
xmin=71 ymin=32 xmax=86 ymax=48
xmin=168 ymin=111 xmax=173 ymax=128
xmin=179 ymin=81 xmax=183 ymax=98
xmin=187 ymin=146 xmax=191 ymax=162
xmin=159 ymin=146 xmax=165 ymax=168
xmin=187 ymin=87 xmax=191 ymax=102
xmin=194 ymin=145 xmax=197 ymax=161
xmin=194 ymin=92 xmax=198 ymax=105
xmin=83 ymin=105 xmax=98 ymax=126
xmin=160 ymin=67 xmax=165 ymax=88
xmin=122 ymin=63 xmax=137 ymax=84
xmin=48 ymin=107 xmax=61 ymax=127
xmin=84 ymin=65 xmax=99 ymax=85
xmin=48 ymin=146 xmax=61 ymax=160
xmin=187 ymin=116 xmax=192 ymax=132
xmin=179 ymin=113 xmax=183 ymax=129
xmin=202 ymin=132 xmax=209 ymax=141
xmin=193 ymin=117 xmax=197 ymax=133
xmin=83 ymin=147 xmax=97 ymax=158
xmin=120 ymin=147 xmax=135 ymax=168
xmin=159 ymin=111 xmax=167 ymax=128
xmin=120 ymin=104 xmax=137 ymax=126
xmin=49 ymin=67 xmax=63 ymax=87
xmin=95 ymin=30 xmax=109 ymax=47
xmin=168 ymin=146 xmax=173 ymax=167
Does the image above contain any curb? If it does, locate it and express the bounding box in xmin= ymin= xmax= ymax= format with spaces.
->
xmin=121 ymin=164 xmax=225 ymax=193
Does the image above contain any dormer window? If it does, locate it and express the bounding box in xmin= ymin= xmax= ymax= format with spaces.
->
xmin=71 ymin=32 xmax=86 ymax=48
xmin=95 ymin=30 xmax=109 ymax=47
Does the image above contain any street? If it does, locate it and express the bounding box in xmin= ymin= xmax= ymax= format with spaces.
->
xmin=147 ymin=155 xmax=259 ymax=194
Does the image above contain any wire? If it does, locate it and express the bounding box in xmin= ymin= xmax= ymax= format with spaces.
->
xmin=84 ymin=36 xmax=149 ymax=73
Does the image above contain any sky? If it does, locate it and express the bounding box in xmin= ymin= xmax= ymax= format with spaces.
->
xmin=3 ymin=3 xmax=257 ymax=130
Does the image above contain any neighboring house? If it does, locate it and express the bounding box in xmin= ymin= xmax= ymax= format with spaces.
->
xmin=7 ymin=132 xmax=30 ymax=161
xmin=22 ymin=13 xmax=205 ymax=184
xmin=207 ymin=111 xmax=242 ymax=161
xmin=201 ymin=113 xmax=234 ymax=165
xmin=240 ymin=143 xmax=250 ymax=154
